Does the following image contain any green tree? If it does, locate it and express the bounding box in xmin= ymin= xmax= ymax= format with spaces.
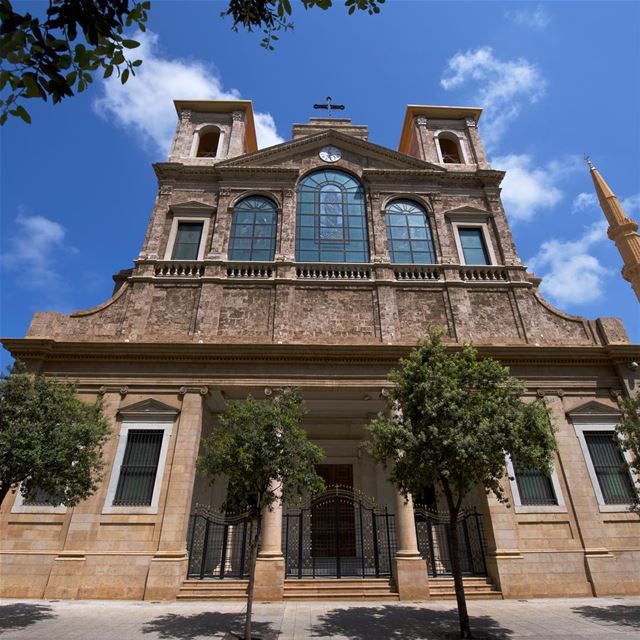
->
xmin=366 ymin=331 xmax=555 ymax=639
xmin=616 ymin=393 xmax=640 ymax=513
xmin=0 ymin=362 xmax=111 ymax=508
xmin=198 ymin=390 xmax=324 ymax=640
xmin=1 ymin=0 xmax=385 ymax=123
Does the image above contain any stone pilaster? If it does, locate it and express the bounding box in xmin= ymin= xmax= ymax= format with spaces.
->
xmin=393 ymin=490 xmax=430 ymax=600
xmin=484 ymin=188 xmax=522 ymax=267
xmin=464 ymin=117 xmax=489 ymax=169
xmin=277 ymin=189 xmax=296 ymax=261
xmin=228 ymin=110 xmax=247 ymax=158
xmin=144 ymin=388 xmax=206 ymax=600
xmin=415 ymin=117 xmax=439 ymax=164
xmin=44 ymin=391 xmax=122 ymax=599
xmin=208 ymin=188 xmax=234 ymax=260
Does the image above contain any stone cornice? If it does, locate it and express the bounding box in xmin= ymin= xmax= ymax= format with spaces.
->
xmin=2 ymin=338 xmax=636 ymax=368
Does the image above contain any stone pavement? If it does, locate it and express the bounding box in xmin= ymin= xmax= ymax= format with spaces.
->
xmin=0 ymin=597 xmax=639 ymax=640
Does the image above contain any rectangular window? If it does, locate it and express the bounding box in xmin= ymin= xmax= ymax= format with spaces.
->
xmin=113 ymin=430 xmax=164 ymax=506
xmin=584 ymin=431 xmax=635 ymax=505
xmin=512 ymin=460 xmax=557 ymax=506
xmin=171 ymin=222 xmax=203 ymax=260
xmin=458 ymin=227 xmax=490 ymax=265
xmin=23 ymin=487 xmax=61 ymax=507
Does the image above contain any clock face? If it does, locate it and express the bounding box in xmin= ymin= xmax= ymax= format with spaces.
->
xmin=319 ymin=146 xmax=342 ymax=163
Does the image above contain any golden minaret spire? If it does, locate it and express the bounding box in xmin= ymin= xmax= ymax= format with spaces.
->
xmin=586 ymin=156 xmax=640 ymax=302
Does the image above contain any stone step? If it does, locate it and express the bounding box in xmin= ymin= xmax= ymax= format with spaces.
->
xmin=284 ymin=578 xmax=399 ymax=601
xmin=428 ymin=578 xmax=502 ymax=600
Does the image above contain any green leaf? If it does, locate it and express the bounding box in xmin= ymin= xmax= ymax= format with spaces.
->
xmin=132 ymin=59 xmax=143 ymax=67
xmin=66 ymin=71 xmax=77 ymax=85
xmin=9 ymin=105 xmax=31 ymax=124
xmin=120 ymin=68 xmax=130 ymax=84
xmin=122 ymin=39 xmax=140 ymax=49
xmin=103 ymin=65 xmax=114 ymax=79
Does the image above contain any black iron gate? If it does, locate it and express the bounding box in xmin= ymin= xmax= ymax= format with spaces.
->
xmin=186 ymin=507 xmax=253 ymax=579
xmin=284 ymin=487 xmax=396 ymax=578
xmin=414 ymin=507 xmax=487 ymax=577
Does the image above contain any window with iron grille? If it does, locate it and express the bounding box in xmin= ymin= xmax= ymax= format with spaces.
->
xmin=584 ymin=431 xmax=635 ymax=505
xmin=113 ymin=430 xmax=164 ymax=506
xmin=22 ymin=487 xmax=61 ymax=507
xmin=171 ymin=221 xmax=204 ymax=260
xmin=512 ymin=459 xmax=557 ymax=506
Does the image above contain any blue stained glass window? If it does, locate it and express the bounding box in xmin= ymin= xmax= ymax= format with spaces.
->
xmin=458 ymin=227 xmax=490 ymax=265
xmin=296 ymin=170 xmax=369 ymax=263
xmin=385 ymin=200 xmax=436 ymax=264
xmin=229 ymin=196 xmax=277 ymax=261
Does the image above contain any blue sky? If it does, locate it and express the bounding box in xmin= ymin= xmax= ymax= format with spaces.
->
xmin=1 ymin=1 xmax=639 ymax=365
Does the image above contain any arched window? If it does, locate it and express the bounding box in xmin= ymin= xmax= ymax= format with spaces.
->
xmin=437 ymin=133 xmax=463 ymax=164
xmin=385 ymin=200 xmax=436 ymax=264
xmin=296 ymin=170 xmax=369 ymax=263
xmin=228 ymin=196 xmax=277 ymax=261
xmin=196 ymin=127 xmax=220 ymax=157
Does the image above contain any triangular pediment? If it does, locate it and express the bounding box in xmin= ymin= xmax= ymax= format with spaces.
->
xmin=169 ymin=200 xmax=216 ymax=213
xmin=118 ymin=398 xmax=180 ymax=419
xmin=445 ymin=205 xmax=492 ymax=216
xmin=567 ymin=401 xmax=620 ymax=417
xmin=216 ymin=130 xmax=446 ymax=173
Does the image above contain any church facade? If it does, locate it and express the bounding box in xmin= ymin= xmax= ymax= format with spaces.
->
xmin=1 ymin=100 xmax=639 ymax=602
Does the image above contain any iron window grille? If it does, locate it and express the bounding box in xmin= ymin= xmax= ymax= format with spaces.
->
xmin=113 ymin=429 xmax=164 ymax=506
xmin=584 ymin=431 xmax=635 ymax=505
xmin=512 ymin=460 xmax=558 ymax=506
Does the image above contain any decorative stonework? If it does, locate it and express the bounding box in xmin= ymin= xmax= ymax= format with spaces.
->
xmin=232 ymin=110 xmax=245 ymax=122
xmin=180 ymin=109 xmax=192 ymax=122
xmin=465 ymin=117 xmax=477 ymax=128
xmin=415 ymin=116 xmax=428 ymax=126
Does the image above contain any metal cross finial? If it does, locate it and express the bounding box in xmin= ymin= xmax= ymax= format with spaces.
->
xmin=313 ymin=96 xmax=345 ymax=118
xmin=584 ymin=154 xmax=595 ymax=170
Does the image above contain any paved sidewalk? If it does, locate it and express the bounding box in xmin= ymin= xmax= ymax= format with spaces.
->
xmin=0 ymin=597 xmax=639 ymax=640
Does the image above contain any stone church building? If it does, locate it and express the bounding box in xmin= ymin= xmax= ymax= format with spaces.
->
xmin=1 ymin=100 xmax=639 ymax=602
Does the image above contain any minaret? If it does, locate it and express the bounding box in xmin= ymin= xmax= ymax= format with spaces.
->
xmin=587 ymin=157 xmax=640 ymax=302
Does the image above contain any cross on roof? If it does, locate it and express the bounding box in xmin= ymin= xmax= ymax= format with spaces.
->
xmin=313 ymin=96 xmax=345 ymax=118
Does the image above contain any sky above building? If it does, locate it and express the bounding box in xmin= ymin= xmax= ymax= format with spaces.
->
xmin=1 ymin=1 xmax=639 ymax=365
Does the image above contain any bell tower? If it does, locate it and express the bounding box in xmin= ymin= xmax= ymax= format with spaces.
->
xmin=167 ymin=100 xmax=258 ymax=163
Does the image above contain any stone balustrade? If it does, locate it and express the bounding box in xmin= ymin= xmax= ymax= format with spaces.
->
xmin=154 ymin=262 xmax=204 ymax=278
xmin=226 ymin=264 xmax=274 ymax=278
xmin=459 ymin=266 xmax=509 ymax=282
xmin=393 ymin=266 xmax=442 ymax=281
xmin=295 ymin=265 xmax=372 ymax=280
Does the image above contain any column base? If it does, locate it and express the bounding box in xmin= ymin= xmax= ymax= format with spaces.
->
xmin=144 ymin=552 xmax=187 ymax=600
xmin=394 ymin=555 xmax=430 ymax=600
xmin=252 ymin=555 xmax=285 ymax=601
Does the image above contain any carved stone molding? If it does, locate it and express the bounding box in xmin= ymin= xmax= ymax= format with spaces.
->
xmin=415 ymin=116 xmax=428 ymax=126
xmin=120 ymin=386 xmax=129 ymax=397
xmin=609 ymin=388 xmax=622 ymax=400
xmin=178 ymin=386 xmax=209 ymax=397
xmin=232 ymin=110 xmax=245 ymax=122
xmin=218 ymin=188 xmax=232 ymax=198
xmin=159 ymin=185 xmax=173 ymax=196
xmin=465 ymin=117 xmax=477 ymax=129
xmin=180 ymin=109 xmax=192 ymax=122
xmin=282 ymin=189 xmax=294 ymax=200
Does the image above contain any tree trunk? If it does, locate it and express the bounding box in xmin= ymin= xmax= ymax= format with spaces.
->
xmin=448 ymin=507 xmax=472 ymax=639
xmin=243 ymin=514 xmax=262 ymax=640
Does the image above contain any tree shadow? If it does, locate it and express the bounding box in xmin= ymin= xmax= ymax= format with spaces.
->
xmin=142 ymin=612 xmax=280 ymax=640
xmin=572 ymin=605 xmax=640 ymax=629
xmin=311 ymin=605 xmax=513 ymax=640
xmin=0 ymin=603 xmax=56 ymax=633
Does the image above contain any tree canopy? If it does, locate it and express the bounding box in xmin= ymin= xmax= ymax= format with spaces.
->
xmin=367 ymin=330 xmax=555 ymax=638
xmin=1 ymin=0 xmax=384 ymax=123
xmin=616 ymin=393 xmax=640 ymax=513
xmin=0 ymin=362 xmax=111 ymax=508
xmin=198 ymin=390 xmax=324 ymax=640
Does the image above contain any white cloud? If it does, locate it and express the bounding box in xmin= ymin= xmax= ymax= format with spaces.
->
xmin=506 ymin=4 xmax=551 ymax=29
xmin=1 ymin=214 xmax=73 ymax=291
xmin=622 ymin=193 xmax=640 ymax=215
xmin=94 ymin=31 xmax=283 ymax=155
xmin=572 ymin=192 xmax=597 ymax=212
xmin=492 ymin=154 xmax=567 ymax=222
xmin=441 ymin=47 xmax=545 ymax=149
xmin=528 ymin=221 xmax=611 ymax=305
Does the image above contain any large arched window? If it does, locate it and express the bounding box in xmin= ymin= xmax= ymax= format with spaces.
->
xmin=296 ymin=170 xmax=369 ymax=263
xmin=228 ymin=196 xmax=277 ymax=261
xmin=385 ymin=200 xmax=436 ymax=264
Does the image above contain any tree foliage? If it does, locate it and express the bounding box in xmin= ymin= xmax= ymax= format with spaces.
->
xmin=0 ymin=0 xmax=149 ymax=124
xmin=222 ymin=0 xmax=385 ymax=50
xmin=616 ymin=393 xmax=640 ymax=513
xmin=0 ymin=362 xmax=112 ymax=509
xmin=198 ymin=391 xmax=324 ymax=640
xmin=367 ymin=330 xmax=555 ymax=639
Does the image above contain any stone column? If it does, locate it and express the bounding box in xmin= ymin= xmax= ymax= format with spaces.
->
xmin=276 ymin=189 xmax=296 ymax=263
xmin=228 ymin=110 xmax=247 ymax=158
xmin=464 ymin=117 xmax=489 ymax=169
xmin=253 ymin=478 xmax=285 ymax=600
xmin=393 ymin=489 xmax=430 ymax=600
xmin=208 ymin=188 xmax=233 ymax=261
xmin=144 ymin=387 xmax=206 ymax=600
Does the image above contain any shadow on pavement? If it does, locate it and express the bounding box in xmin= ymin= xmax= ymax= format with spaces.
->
xmin=311 ymin=605 xmax=513 ymax=640
xmin=572 ymin=605 xmax=640 ymax=629
xmin=142 ymin=612 xmax=280 ymax=639
xmin=0 ymin=603 xmax=56 ymax=634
